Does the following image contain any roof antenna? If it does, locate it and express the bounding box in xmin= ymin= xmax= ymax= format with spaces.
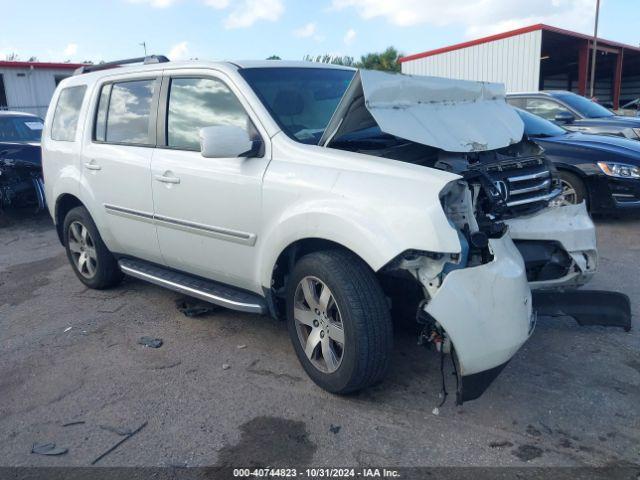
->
xmin=139 ymin=42 xmax=147 ymax=56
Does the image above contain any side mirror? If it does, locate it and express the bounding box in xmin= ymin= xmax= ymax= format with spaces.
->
xmin=199 ymin=125 xmax=263 ymax=158
xmin=554 ymin=112 xmax=575 ymax=124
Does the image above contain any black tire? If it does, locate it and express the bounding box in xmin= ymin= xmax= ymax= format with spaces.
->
xmin=286 ymin=249 xmax=392 ymax=394
xmin=63 ymin=206 xmax=123 ymax=289
xmin=558 ymin=170 xmax=587 ymax=205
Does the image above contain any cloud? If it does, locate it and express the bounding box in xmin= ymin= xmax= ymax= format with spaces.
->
xmin=127 ymin=0 xmax=284 ymax=29
xmin=169 ymin=41 xmax=189 ymax=60
xmin=331 ymin=0 xmax=596 ymax=37
xmin=127 ymin=0 xmax=179 ymax=7
xmin=220 ymin=0 xmax=284 ymax=29
xmin=344 ymin=28 xmax=356 ymax=45
xmin=203 ymin=0 xmax=229 ymax=8
xmin=293 ymin=22 xmax=317 ymax=38
xmin=63 ymin=43 xmax=78 ymax=56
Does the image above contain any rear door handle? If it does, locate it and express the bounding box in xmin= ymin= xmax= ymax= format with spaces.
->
xmin=84 ymin=161 xmax=102 ymax=171
xmin=154 ymin=174 xmax=181 ymax=184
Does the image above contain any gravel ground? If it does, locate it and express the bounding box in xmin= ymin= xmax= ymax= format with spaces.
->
xmin=0 ymin=208 xmax=638 ymax=468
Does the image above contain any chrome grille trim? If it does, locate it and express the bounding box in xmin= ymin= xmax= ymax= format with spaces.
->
xmin=509 ymin=178 xmax=552 ymax=196
xmin=508 ymin=170 xmax=550 ymax=183
xmin=506 ymin=188 xmax=562 ymax=207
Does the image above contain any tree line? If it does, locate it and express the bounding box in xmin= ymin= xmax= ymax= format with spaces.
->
xmin=268 ymin=47 xmax=403 ymax=72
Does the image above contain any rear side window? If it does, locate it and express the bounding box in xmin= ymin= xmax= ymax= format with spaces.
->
xmin=167 ymin=77 xmax=251 ymax=150
xmin=51 ymin=86 xmax=86 ymax=141
xmin=94 ymin=79 xmax=157 ymax=145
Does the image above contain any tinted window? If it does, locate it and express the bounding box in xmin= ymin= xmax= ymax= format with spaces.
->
xmin=167 ymin=77 xmax=251 ymax=150
xmin=105 ymin=80 xmax=156 ymax=145
xmin=240 ymin=67 xmax=355 ymax=144
xmin=555 ymin=92 xmax=614 ymax=118
xmin=51 ymin=86 xmax=86 ymax=141
xmin=0 ymin=115 xmax=44 ymax=142
xmin=515 ymin=108 xmax=566 ymax=137
xmin=524 ymin=98 xmax=572 ymax=121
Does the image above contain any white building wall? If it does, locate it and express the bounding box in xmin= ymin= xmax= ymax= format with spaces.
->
xmin=0 ymin=67 xmax=72 ymax=118
xmin=401 ymin=30 xmax=542 ymax=93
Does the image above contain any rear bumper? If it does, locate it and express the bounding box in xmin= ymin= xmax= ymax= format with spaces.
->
xmin=424 ymin=235 xmax=533 ymax=380
xmin=506 ymin=203 xmax=597 ymax=289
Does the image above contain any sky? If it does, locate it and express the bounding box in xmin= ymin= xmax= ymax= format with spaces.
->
xmin=1 ymin=0 xmax=639 ymax=63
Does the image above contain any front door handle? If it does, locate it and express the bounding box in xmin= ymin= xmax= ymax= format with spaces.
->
xmin=154 ymin=174 xmax=181 ymax=184
xmin=84 ymin=161 xmax=102 ymax=171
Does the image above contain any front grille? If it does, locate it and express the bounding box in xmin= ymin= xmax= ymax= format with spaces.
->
xmin=481 ymin=157 xmax=560 ymax=214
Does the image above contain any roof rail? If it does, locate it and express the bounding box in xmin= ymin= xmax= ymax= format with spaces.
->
xmin=73 ymin=55 xmax=170 ymax=75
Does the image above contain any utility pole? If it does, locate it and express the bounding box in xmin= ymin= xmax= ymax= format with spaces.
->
xmin=139 ymin=42 xmax=147 ymax=56
xmin=589 ymin=0 xmax=600 ymax=98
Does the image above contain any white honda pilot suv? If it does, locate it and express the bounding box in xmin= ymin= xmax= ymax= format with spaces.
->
xmin=43 ymin=56 xmax=597 ymax=403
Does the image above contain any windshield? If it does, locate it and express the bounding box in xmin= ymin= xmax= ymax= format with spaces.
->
xmin=555 ymin=92 xmax=614 ymax=118
xmin=0 ymin=115 xmax=44 ymax=142
xmin=240 ymin=67 xmax=355 ymax=144
xmin=515 ymin=108 xmax=566 ymax=137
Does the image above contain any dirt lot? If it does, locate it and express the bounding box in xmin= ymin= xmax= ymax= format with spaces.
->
xmin=0 ymin=209 xmax=638 ymax=468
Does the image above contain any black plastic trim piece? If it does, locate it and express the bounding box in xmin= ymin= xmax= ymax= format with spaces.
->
xmin=533 ymin=290 xmax=631 ymax=332
xmin=74 ymin=55 xmax=169 ymax=75
xmin=458 ymin=361 xmax=510 ymax=405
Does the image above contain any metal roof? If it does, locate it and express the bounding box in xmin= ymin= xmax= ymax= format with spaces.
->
xmin=400 ymin=24 xmax=640 ymax=63
xmin=0 ymin=61 xmax=85 ymax=70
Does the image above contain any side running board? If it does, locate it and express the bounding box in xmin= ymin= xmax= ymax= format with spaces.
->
xmin=118 ymin=258 xmax=267 ymax=315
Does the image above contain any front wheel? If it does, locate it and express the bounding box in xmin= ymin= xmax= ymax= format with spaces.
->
xmin=550 ymin=171 xmax=587 ymax=207
xmin=286 ymin=250 xmax=393 ymax=394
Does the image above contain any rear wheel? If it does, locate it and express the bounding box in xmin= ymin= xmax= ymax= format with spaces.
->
xmin=286 ymin=250 xmax=393 ymax=394
xmin=551 ymin=171 xmax=587 ymax=207
xmin=63 ymin=206 xmax=123 ymax=289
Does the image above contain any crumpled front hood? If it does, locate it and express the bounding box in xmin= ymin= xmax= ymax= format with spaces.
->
xmin=321 ymin=69 xmax=524 ymax=153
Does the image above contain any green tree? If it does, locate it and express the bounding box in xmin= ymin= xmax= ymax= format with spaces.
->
xmin=266 ymin=55 xmax=281 ymax=60
xmin=356 ymin=46 xmax=402 ymax=72
xmin=303 ymin=47 xmax=403 ymax=72
xmin=303 ymin=54 xmax=356 ymax=67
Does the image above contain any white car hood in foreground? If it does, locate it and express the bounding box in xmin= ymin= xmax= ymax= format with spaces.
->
xmin=321 ymin=70 xmax=524 ymax=153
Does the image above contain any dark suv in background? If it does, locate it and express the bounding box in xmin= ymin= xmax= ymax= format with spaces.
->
xmin=508 ymin=91 xmax=640 ymax=141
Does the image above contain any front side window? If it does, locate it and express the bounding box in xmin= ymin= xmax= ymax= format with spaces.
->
xmin=240 ymin=67 xmax=355 ymax=144
xmin=96 ymin=79 xmax=156 ymax=145
xmin=524 ymin=98 xmax=572 ymax=121
xmin=51 ymin=85 xmax=86 ymax=141
xmin=167 ymin=77 xmax=252 ymax=150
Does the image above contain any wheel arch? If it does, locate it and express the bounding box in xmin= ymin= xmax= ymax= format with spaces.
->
xmin=267 ymin=237 xmax=380 ymax=320
xmin=54 ymin=193 xmax=85 ymax=245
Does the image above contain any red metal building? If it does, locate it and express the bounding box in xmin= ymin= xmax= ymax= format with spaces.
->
xmin=400 ymin=24 xmax=640 ymax=109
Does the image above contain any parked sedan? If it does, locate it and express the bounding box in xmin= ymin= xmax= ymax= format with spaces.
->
xmin=508 ymin=91 xmax=640 ymax=141
xmin=516 ymin=108 xmax=640 ymax=214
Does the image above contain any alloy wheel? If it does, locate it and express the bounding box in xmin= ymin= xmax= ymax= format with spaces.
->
xmin=293 ymin=276 xmax=345 ymax=373
xmin=550 ymin=179 xmax=578 ymax=207
xmin=67 ymin=221 xmax=98 ymax=279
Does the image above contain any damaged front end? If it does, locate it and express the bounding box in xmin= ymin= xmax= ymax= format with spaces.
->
xmin=382 ymin=180 xmax=534 ymax=404
xmin=323 ymin=69 xmax=597 ymax=291
xmin=0 ymin=144 xmax=46 ymax=211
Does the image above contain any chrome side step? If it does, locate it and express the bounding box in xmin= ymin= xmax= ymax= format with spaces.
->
xmin=118 ymin=258 xmax=267 ymax=314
